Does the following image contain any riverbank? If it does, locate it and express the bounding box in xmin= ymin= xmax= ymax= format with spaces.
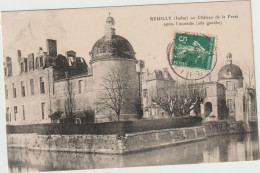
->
xmin=8 ymin=126 xmax=206 ymax=154
xmin=8 ymin=133 xmax=259 ymax=172
xmin=7 ymin=121 xmax=258 ymax=154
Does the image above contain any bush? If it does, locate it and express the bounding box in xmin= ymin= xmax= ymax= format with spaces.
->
xmin=49 ymin=111 xmax=63 ymax=123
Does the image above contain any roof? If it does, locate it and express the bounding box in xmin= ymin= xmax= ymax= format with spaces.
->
xmin=218 ymin=64 xmax=243 ymax=80
xmin=89 ymin=35 xmax=136 ymax=62
xmin=106 ymin=16 xmax=115 ymax=24
xmin=145 ymin=69 xmax=175 ymax=81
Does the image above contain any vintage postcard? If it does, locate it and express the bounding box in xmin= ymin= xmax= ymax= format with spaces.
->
xmin=0 ymin=0 xmax=259 ymax=172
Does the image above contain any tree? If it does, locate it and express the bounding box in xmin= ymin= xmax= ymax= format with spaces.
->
xmin=243 ymin=63 xmax=255 ymax=88
xmin=95 ymin=65 xmax=132 ymax=121
xmin=64 ymin=76 xmax=76 ymax=119
xmin=151 ymin=83 xmax=205 ymax=117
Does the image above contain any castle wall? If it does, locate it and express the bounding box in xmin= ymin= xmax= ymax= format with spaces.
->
xmin=7 ymin=126 xmax=206 ymax=154
xmin=53 ymin=75 xmax=95 ymax=114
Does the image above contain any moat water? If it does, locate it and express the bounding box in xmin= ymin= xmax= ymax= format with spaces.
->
xmin=8 ymin=133 xmax=260 ymax=173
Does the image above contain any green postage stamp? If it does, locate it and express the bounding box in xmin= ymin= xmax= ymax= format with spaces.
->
xmin=172 ymin=32 xmax=215 ymax=71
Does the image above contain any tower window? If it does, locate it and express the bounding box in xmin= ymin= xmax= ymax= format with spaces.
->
xmin=226 ymin=81 xmax=234 ymax=90
xmin=227 ymin=99 xmax=235 ymax=113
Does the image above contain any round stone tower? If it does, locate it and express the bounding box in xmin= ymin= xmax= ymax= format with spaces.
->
xmin=89 ymin=14 xmax=138 ymax=122
xmin=218 ymin=53 xmax=243 ymax=90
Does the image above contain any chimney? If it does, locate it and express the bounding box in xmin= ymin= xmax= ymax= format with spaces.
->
xmin=163 ymin=67 xmax=169 ymax=79
xmin=227 ymin=53 xmax=232 ymax=64
xmin=66 ymin=50 xmax=76 ymax=67
xmin=46 ymin=39 xmax=57 ymax=57
xmin=6 ymin=57 xmax=12 ymax=77
xmin=17 ymin=50 xmax=21 ymax=61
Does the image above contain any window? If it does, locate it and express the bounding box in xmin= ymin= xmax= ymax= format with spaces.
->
xmin=143 ymin=89 xmax=148 ymax=97
xmin=41 ymin=102 xmax=45 ymax=119
xmin=12 ymin=83 xmax=16 ymax=98
xmin=68 ymin=57 xmax=74 ymax=66
xmin=22 ymin=105 xmax=25 ymax=120
xmin=21 ymin=62 xmax=24 ymax=73
xmin=6 ymin=107 xmax=9 ymax=122
xmin=14 ymin=106 xmax=17 ymax=121
xmin=24 ymin=59 xmax=28 ymax=72
xmin=4 ymin=67 xmax=7 ymax=76
xmin=243 ymin=96 xmax=246 ymax=113
xmin=226 ymin=81 xmax=234 ymax=90
xmin=227 ymin=99 xmax=235 ymax=113
xmin=21 ymin=81 xmax=26 ymax=97
xmin=205 ymin=87 xmax=211 ymax=96
xmin=30 ymin=79 xmax=35 ymax=95
xmin=5 ymin=85 xmax=8 ymax=99
xmin=78 ymin=80 xmax=83 ymax=94
xmin=40 ymin=77 xmax=45 ymax=94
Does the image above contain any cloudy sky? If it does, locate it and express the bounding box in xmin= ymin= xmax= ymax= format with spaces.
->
xmin=1 ymin=0 xmax=255 ymax=84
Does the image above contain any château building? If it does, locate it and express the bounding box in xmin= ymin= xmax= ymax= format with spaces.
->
xmin=142 ymin=53 xmax=257 ymax=124
xmin=4 ymin=15 xmax=139 ymax=125
xmin=3 ymin=14 xmax=257 ymax=126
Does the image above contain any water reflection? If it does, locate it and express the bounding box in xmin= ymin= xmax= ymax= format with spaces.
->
xmin=8 ymin=133 xmax=260 ymax=173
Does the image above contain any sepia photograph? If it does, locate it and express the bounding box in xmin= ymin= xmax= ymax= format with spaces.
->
xmin=0 ymin=0 xmax=259 ymax=172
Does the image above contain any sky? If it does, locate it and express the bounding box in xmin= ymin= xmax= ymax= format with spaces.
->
xmin=1 ymin=0 xmax=256 ymax=85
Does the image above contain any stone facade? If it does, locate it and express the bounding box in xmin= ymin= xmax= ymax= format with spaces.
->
xmin=5 ymin=67 xmax=54 ymax=125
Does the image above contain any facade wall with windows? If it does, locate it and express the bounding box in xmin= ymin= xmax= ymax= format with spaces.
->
xmin=5 ymin=67 xmax=54 ymax=125
xmin=52 ymin=74 xmax=95 ymax=115
xmin=142 ymin=68 xmax=176 ymax=119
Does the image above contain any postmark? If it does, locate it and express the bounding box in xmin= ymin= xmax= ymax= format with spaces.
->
xmin=167 ymin=31 xmax=217 ymax=80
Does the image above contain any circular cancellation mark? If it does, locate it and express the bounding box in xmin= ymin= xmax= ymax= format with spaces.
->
xmin=167 ymin=31 xmax=218 ymax=80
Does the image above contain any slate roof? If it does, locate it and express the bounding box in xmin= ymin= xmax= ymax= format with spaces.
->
xmin=90 ymin=35 xmax=136 ymax=62
xmin=218 ymin=64 xmax=243 ymax=80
